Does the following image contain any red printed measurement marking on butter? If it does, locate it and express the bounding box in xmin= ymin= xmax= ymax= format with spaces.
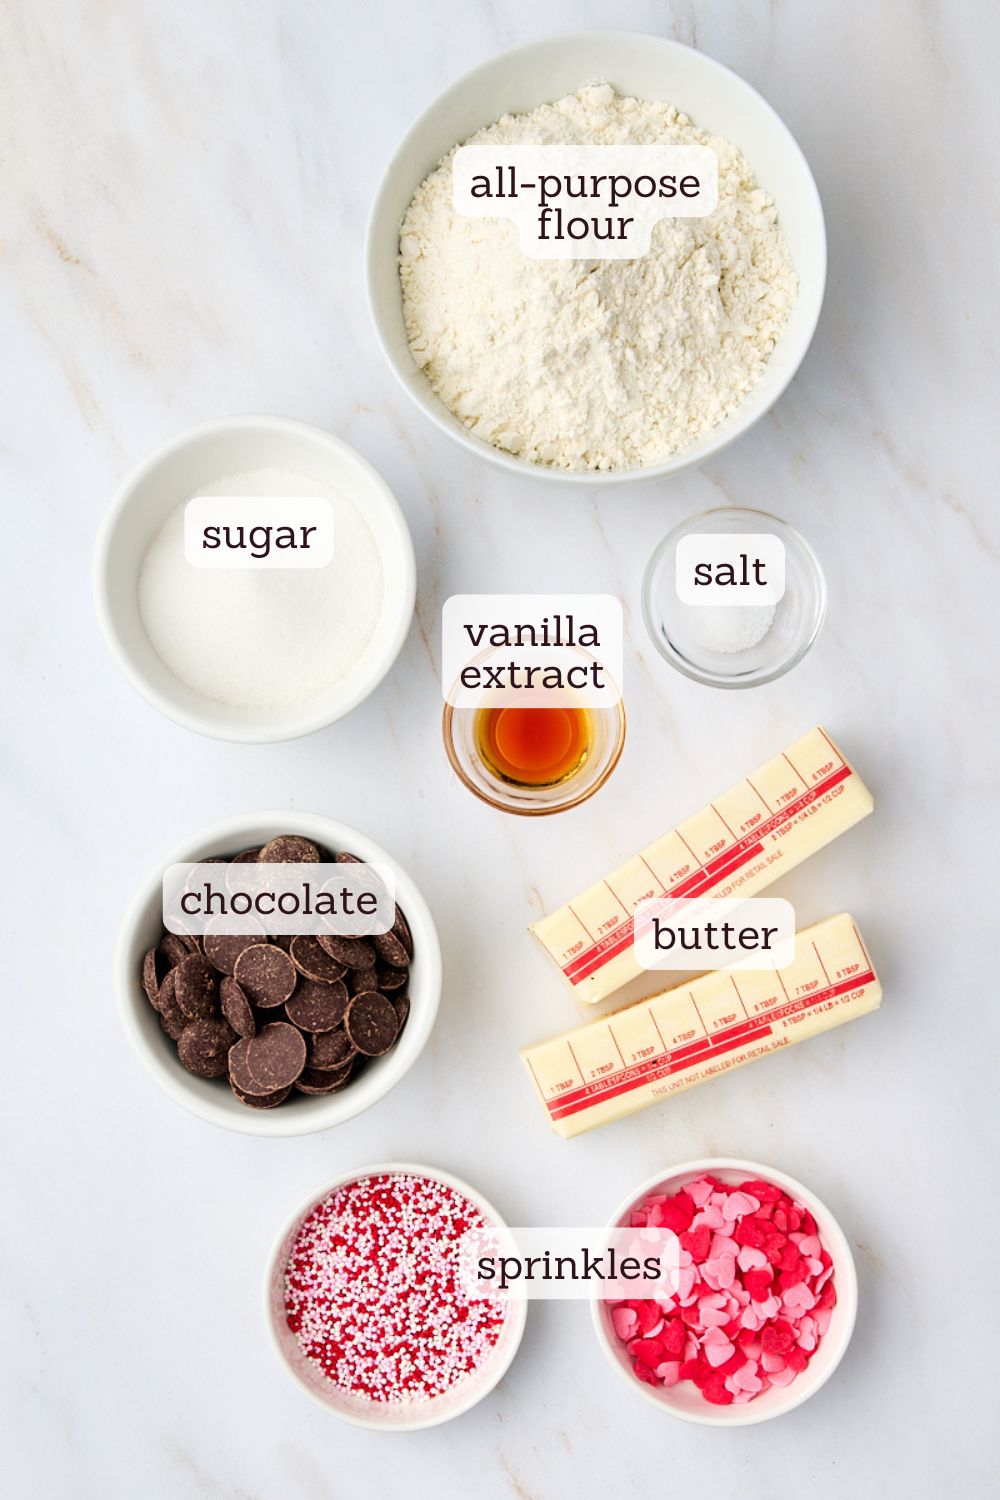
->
xmin=546 ymin=977 xmax=873 ymax=1122
xmin=542 ymin=730 xmax=861 ymax=989
xmin=524 ymin=918 xmax=877 ymax=1127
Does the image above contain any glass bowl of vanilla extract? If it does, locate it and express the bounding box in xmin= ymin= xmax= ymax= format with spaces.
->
xmin=443 ymin=652 xmax=626 ymax=815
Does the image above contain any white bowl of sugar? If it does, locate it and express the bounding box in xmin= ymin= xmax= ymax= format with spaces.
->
xmin=94 ymin=416 xmax=416 ymax=742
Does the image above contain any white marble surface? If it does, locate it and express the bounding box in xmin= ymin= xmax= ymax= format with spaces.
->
xmin=2 ymin=1 xmax=998 ymax=1495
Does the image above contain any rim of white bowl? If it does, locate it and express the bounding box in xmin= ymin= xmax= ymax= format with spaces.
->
xmin=93 ymin=415 xmax=417 ymax=742
xmin=365 ymin=30 xmax=827 ymax=485
xmin=265 ymin=1161 xmax=529 ymax=1429
xmin=116 ymin=812 xmax=441 ymax=1137
xmin=591 ymin=1157 xmax=858 ymax=1426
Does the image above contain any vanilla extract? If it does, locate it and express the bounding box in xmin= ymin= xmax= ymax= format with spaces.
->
xmin=461 ymin=615 xmax=601 ymax=649
xmin=460 ymin=658 xmax=606 ymax=692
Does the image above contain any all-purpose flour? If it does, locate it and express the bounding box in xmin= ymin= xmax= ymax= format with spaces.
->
xmin=400 ymin=85 xmax=798 ymax=471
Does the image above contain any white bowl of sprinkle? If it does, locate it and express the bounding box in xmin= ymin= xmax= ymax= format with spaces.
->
xmin=94 ymin=416 xmax=415 ymax=742
xmin=266 ymin=1163 xmax=528 ymax=1429
xmin=591 ymin=1158 xmax=857 ymax=1426
xmin=117 ymin=810 xmax=441 ymax=1138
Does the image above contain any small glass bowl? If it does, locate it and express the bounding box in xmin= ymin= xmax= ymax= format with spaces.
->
xmin=442 ymin=647 xmax=626 ymax=816
xmin=642 ymin=507 xmax=826 ymax=689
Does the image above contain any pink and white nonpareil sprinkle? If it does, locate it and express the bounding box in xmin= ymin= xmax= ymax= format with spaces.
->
xmin=284 ymin=1173 xmax=508 ymax=1404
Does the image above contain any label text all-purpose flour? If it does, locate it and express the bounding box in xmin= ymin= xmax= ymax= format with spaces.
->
xmin=138 ymin=467 xmax=384 ymax=712
xmin=400 ymin=85 xmax=798 ymax=472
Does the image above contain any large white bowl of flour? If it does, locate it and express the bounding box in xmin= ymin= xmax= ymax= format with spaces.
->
xmin=94 ymin=417 xmax=415 ymax=741
xmin=367 ymin=32 xmax=825 ymax=483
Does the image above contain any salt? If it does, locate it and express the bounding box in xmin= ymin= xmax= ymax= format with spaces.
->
xmin=138 ymin=467 xmax=384 ymax=711
xmin=678 ymin=603 xmax=776 ymax=656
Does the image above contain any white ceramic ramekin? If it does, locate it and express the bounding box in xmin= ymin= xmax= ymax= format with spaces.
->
xmin=117 ymin=811 xmax=441 ymax=1137
xmin=367 ymin=31 xmax=826 ymax=484
xmin=94 ymin=415 xmax=416 ymax=741
xmin=265 ymin=1162 xmax=528 ymax=1429
xmin=591 ymin=1158 xmax=857 ymax=1425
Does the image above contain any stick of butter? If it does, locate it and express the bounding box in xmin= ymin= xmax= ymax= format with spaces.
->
xmin=530 ymin=726 xmax=873 ymax=1004
xmin=522 ymin=913 xmax=881 ymax=1139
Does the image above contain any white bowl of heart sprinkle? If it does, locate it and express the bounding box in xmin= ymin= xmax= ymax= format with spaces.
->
xmin=591 ymin=1157 xmax=857 ymax=1425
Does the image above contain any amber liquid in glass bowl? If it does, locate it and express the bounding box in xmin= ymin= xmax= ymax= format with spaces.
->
xmin=474 ymin=706 xmax=593 ymax=788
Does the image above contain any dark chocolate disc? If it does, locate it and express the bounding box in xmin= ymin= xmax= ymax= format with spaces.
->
xmin=177 ymin=1018 xmax=237 ymax=1078
xmin=344 ymin=991 xmax=399 ymax=1057
xmin=315 ymin=934 xmax=376 ymax=969
xmin=372 ymin=930 xmax=410 ymax=968
xmin=203 ymin=921 xmax=266 ymax=976
xmin=307 ymin=1028 xmax=356 ymax=1071
xmin=346 ymin=965 xmax=378 ymax=996
xmin=228 ymin=1036 xmax=270 ymax=1096
xmin=258 ymin=835 xmax=320 ymax=864
xmin=392 ymin=905 xmax=414 ymax=958
xmin=220 ymin=976 xmax=255 ymax=1038
xmin=375 ymin=961 xmax=408 ymax=993
xmin=231 ymin=1080 xmax=291 ymax=1109
xmin=142 ymin=948 xmax=164 ymax=1006
xmin=294 ymin=1063 xmax=354 ymax=1095
xmin=233 ymin=944 xmax=297 ymax=1008
xmin=158 ymin=933 xmax=190 ymax=969
xmin=155 ymin=968 xmax=187 ymax=1038
xmin=290 ymin=935 xmax=347 ymax=985
xmin=174 ymin=954 xmax=218 ymax=1020
xmin=246 ymin=1022 xmax=307 ymax=1090
xmin=285 ymin=978 xmax=349 ymax=1033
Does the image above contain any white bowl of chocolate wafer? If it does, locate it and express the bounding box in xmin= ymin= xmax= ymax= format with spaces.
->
xmin=117 ymin=810 xmax=441 ymax=1136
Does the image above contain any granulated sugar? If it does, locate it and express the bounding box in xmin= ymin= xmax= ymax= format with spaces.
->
xmin=138 ymin=467 xmax=384 ymax=711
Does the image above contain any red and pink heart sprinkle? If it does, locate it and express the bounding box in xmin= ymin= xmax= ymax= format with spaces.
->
xmin=284 ymin=1172 xmax=508 ymax=1404
xmin=609 ymin=1174 xmax=836 ymax=1407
